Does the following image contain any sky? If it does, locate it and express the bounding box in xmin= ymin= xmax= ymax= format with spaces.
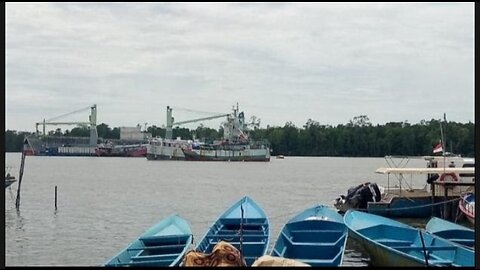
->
xmin=5 ymin=2 xmax=475 ymax=133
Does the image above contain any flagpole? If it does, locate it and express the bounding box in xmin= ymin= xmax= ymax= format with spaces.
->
xmin=439 ymin=117 xmax=446 ymax=174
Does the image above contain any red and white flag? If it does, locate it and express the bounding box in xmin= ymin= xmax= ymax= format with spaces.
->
xmin=433 ymin=142 xmax=443 ymax=153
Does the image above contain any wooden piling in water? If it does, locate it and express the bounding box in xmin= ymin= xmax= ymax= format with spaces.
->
xmin=55 ymin=186 xmax=58 ymax=210
xmin=15 ymin=138 xmax=28 ymax=210
xmin=444 ymin=187 xmax=449 ymax=220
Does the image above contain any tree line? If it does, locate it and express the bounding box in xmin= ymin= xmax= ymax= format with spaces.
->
xmin=4 ymin=116 xmax=474 ymax=157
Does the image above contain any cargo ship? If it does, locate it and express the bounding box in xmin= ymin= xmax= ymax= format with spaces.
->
xmin=182 ymin=104 xmax=271 ymax=162
xmin=24 ymin=105 xmax=150 ymax=157
xmin=146 ymin=104 xmax=270 ymax=162
xmin=24 ymin=135 xmax=97 ymax=156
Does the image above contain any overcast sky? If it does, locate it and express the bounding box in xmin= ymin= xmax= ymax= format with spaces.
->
xmin=6 ymin=2 xmax=474 ymax=132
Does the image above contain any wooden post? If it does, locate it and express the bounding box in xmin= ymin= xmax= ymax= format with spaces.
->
xmin=450 ymin=184 xmax=457 ymax=220
xmin=443 ymin=185 xmax=449 ymax=220
xmin=15 ymin=138 xmax=27 ymax=210
xmin=55 ymin=186 xmax=58 ymax=210
xmin=431 ymin=182 xmax=435 ymax=216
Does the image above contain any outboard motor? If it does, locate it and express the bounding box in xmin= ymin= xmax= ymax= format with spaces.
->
xmin=334 ymin=182 xmax=381 ymax=212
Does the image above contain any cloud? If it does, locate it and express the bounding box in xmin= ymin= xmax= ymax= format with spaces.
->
xmin=6 ymin=2 xmax=474 ymax=132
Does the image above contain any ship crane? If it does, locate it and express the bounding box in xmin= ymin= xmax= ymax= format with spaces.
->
xmin=165 ymin=106 xmax=230 ymax=139
xmin=35 ymin=104 xmax=98 ymax=146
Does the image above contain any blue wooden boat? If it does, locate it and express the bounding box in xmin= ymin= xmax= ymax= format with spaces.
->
xmin=271 ymin=205 xmax=348 ymax=266
xmin=105 ymin=214 xmax=193 ymax=267
xmin=425 ymin=217 xmax=474 ymax=249
xmin=344 ymin=210 xmax=474 ymax=267
xmin=195 ymin=196 xmax=270 ymax=266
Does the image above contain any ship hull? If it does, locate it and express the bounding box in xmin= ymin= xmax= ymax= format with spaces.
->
xmin=182 ymin=148 xmax=270 ymax=162
xmin=145 ymin=141 xmax=187 ymax=160
xmin=146 ymin=153 xmax=186 ymax=160
xmin=95 ymin=145 xmax=147 ymax=157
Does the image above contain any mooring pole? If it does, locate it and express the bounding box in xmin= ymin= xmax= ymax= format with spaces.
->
xmin=55 ymin=186 xmax=58 ymax=210
xmin=443 ymin=187 xmax=449 ymax=220
xmin=15 ymin=138 xmax=27 ymax=210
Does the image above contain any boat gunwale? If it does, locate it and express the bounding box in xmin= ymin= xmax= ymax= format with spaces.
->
xmin=195 ymin=196 xmax=270 ymax=265
xmin=104 ymin=214 xmax=193 ymax=267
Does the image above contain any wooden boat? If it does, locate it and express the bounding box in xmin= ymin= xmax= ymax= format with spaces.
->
xmin=458 ymin=193 xmax=475 ymax=225
xmin=425 ymin=217 xmax=474 ymax=248
xmin=195 ymin=196 xmax=270 ymax=266
xmin=344 ymin=210 xmax=474 ymax=267
xmin=271 ymin=205 xmax=348 ymax=266
xmin=104 ymin=214 xmax=192 ymax=267
xmin=5 ymin=173 xmax=16 ymax=188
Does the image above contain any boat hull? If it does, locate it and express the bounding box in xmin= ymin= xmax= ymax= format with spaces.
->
xmin=425 ymin=217 xmax=474 ymax=248
xmin=182 ymin=148 xmax=270 ymax=162
xmin=96 ymin=145 xmax=147 ymax=157
xmin=366 ymin=195 xmax=454 ymax=218
xmin=348 ymin=230 xmax=426 ymax=267
xmin=195 ymin=196 xmax=270 ymax=266
xmin=145 ymin=141 xmax=187 ymax=160
xmin=458 ymin=193 xmax=475 ymax=225
xmin=105 ymin=214 xmax=192 ymax=267
xmin=5 ymin=178 xmax=16 ymax=188
xmin=146 ymin=154 xmax=185 ymax=160
xmin=271 ymin=205 xmax=348 ymax=266
xmin=336 ymin=186 xmax=461 ymax=218
xmin=344 ymin=210 xmax=474 ymax=267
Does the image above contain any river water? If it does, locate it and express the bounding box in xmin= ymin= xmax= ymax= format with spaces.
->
xmin=4 ymin=153 xmax=458 ymax=266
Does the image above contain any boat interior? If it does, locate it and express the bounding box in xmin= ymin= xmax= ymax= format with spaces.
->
xmin=199 ymin=217 xmax=269 ymax=265
xmin=272 ymin=220 xmax=346 ymax=266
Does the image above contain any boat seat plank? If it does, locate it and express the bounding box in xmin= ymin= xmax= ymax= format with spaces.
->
xmin=216 ymin=229 xmax=264 ymax=233
xmin=291 ymin=242 xmax=337 ymax=246
xmin=375 ymin=239 xmax=413 ymax=246
xmin=222 ymin=223 xmax=267 ymax=228
xmin=428 ymin=259 xmax=453 ymax=266
xmin=208 ymin=240 xmax=265 ymax=245
xmin=131 ymin=253 xmax=181 ymax=261
xmin=282 ymin=231 xmax=343 ymax=246
xmin=290 ymin=230 xmax=343 ymax=233
xmin=297 ymin=258 xmax=335 ymax=264
xmin=140 ymin=234 xmax=188 ymax=241
xmin=206 ymin=233 xmax=266 ymax=238
xmin=394 ymin=246 xmax=457 ymax=251
xmin=127 ymin=244 xmax=186 ymax=251
xmin=112 ymin=260 xmax=175 ymax=266
xmin=448 ymin=238 xmax=473 ymax=243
